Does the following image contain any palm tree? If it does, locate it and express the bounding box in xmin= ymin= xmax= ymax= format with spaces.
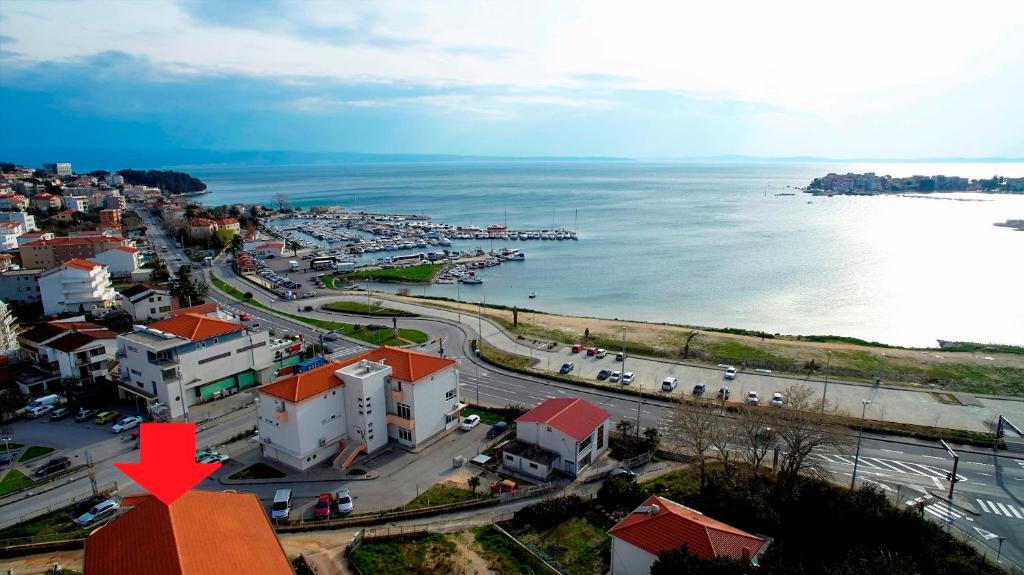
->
xmin=287 ymin=239 xmax=301 ymax=258
xmin=467 ymin=475 xmax=481 ymax=494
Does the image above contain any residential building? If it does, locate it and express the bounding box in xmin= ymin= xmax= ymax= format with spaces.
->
xmin=189 ymin=218 xmax=216 ymax=239
xmin=0 ymin=210 xmax=37 ymax=232
xmin=256 ymin=347 xmax=462 ymax=471
xmin=19 ymin=234 xmax=128 ymax=268
xmin=250 ymin=242 xmax=285 ymax=258
xmin=608 ymin=496 xmax=768 ymax=575
xmin=168 ymin=302 xmax=225 ymax=319
xmin=64 ymin=195 xmax=90 ymax=212
xmin=116 ymin=314 xmax=295 ymax=418
xmin=99 ymin=208 xmax=122 ymax=230
xmin=0 ymin=299 xmax=18 ymax=360
xmin=0 ymin=222 xmax=23 ymax=251
xmin=0 ymin=193 xmax=29 ymax=210
xmin=118 ymin=284 xmax=173 ymax=322
xmin=46 ymin=327 xmax=119 ymax=387
xmin=38 ymin=259 xmax=117 ymax=316
xmin=43 ymin=162 xmax=73 ymax=177
xmin=0 ymin=268 xmax=44 ymax=305
xmin=16 ymin=231 xmax=54 ymax=248
xmin=215 ymin=218 xmax=241 ymax=235
xmin=16 ymin=320 xmax=113 ymax=395
xmin=501 ymin=397 xmax=610 ymax=480
xmin=91 ymin=246 xmax=142 ymax=278
xmin=83 ymin=490 xmax=294 ymax=575
xmin=52 ymin=209 xmax=76 ymax=223
xmin=106 ymin=173 xmax=124 ymax=187
xmin=0 ymin=254 xmax=13 ymax=272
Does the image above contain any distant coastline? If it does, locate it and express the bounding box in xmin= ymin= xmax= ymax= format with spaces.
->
xmin=805 ymin=172 xmax=1023 ymax=196
xmin=995 ymin=219 xmax=1024 ymax=231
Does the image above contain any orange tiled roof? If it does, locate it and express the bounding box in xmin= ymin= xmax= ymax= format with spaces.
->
xmin=259 ymin=360 xmax=346 ymax=402
xmin=608 ymin=496 xmax=766 ymax=562
xmin=148 ymin=313 xmax=244 ymax=341
xmin=216 ymin=218 xmax=239 ymax=225
xmin=83 ymin=490 xmax=293 ymax=575
xmin=360 ymin=346 xmax=456 ymax=382
xmin=21 ymin=235 xmax=124 ymax=247
xmin=517 ymin=398 xmax=609 ymax=441
xmin=110 ymin=246 xmax=138 ymax=253
xmin=169 ymin=302 xmax=219 ymax=317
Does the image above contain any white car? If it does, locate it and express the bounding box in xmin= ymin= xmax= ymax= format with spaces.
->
xmin=621 ymin=372 xmax=635 ymax=385
xmin=74 ymin=498 xmax=120 ymax=526
xmin=724 ymin=366 xmax=737 ymax=380
xmin=595 ymin=349 xmax=608 ymax=358
xmin=460 ymin=414 xmax=481 ymax=431
xmin=770 ymin=392 xmax=784 ymax=407
xmin=112 ymin=416 xmax=143 ymax=433
xmin=27 ymin=404 xmax=55 ymax=419
xmin=336 ymin=488 xmax=354 ymax=514
xmin=609 ymin=371 xmax=622 ymax=382
xmin=746 ymin=391 xmax=760 ymax=406
xmin=662 ymin=377 xmax=679 ymax=391
xmin=197 ymin=452 xmax=229 ymax=464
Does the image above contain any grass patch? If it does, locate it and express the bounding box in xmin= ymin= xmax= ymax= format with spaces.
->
xmin=0 ymin=505 xmax=89 ymax=543
xmin=642 ymin=466 xmax=706 ymax=503
xmin=321 ymin=275 xmax=337 ymax=289
xmin=510 ymin=510 xmax=613 ymax=575
xmin=210 ymin=273 xmax=428 ymax=345
xmin=341 ymin=263 xmax=442 ymax=284
xmin=479 ymin=340 xmax=532 ymax=370
xmin=474 ymin=526 xmax=552 ymax=575
xmin=0 ymin=469 xmax=33 ymax=496
xmin=18 ymin=445 xmax=55 ymax=462
xmin=323 ymin=300 xmax=418 ymax=317
xmin=228 ymin=462 xmax=287 ymax=480
xmin=460 ymin=406 xmax=506 ymax=426
xmin=703 ymin=340 xmax=789 ymax=364
xmin=405 ymin=483 xmax=480 ymax=510
xmin=350 ymin=533 xmax=459 ymax=575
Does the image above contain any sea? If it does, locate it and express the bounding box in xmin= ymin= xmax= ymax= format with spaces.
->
xmin=187 ymin=161 xmax=1024 ymax=348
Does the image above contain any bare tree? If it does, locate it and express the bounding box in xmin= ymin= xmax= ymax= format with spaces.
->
xmin=738 ymin=406 xmax=777 ymax=474
xmin=708 ymin=415 xmax=737 ymax=477
xmin=669 ymin=397 xmax=718 ymax=491
xmin=272 ymin=192 xmax=289 ymax=212
xmin=774 ymin=384 xmax=851 ymax=488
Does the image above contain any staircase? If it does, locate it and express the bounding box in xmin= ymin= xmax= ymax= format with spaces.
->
xmin=332 ymin=440 xmax=367 ymax=470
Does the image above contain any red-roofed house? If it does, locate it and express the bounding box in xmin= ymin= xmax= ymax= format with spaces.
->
xmin=19 ymin=234 xmax=128 ymax=268
xmin=15 ymin=319 xmax=117 ymax=394
xmin=30 ymin=192 xmax=62 ymax=212
xmin=215 ymin=218 xmax=240 ymax=235
xmin=502 ymin=397 xmax=610 ymax=480
xmin=189 ymin=218 xmax=217 ymax=239
xmin=38 ymin=259 xmax=116 ymax=316
xmin=0 ymin=193 xmax=28 ymax=210
xmin=608 ymin=496 xmax=767 ymax=574
xmin=257 ymin=347 xmax=462 ymax=471
xmin=251 ymin=242 xmax=285 ymax=258
xmin=0 ymin=221 xmax=23 ymax=251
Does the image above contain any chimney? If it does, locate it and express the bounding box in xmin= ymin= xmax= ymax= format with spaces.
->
xmin=741 ymin=547 xmax=751 ymax=563
xmin=648 ymin=504 xmax=659 ymax=515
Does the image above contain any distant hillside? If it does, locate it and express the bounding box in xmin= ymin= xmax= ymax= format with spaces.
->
xmin=117 ymin=169 xmax=207 ymax=195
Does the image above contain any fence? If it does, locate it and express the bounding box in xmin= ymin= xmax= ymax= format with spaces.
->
xmin=0 ymin=480 xmax=117 ymax=534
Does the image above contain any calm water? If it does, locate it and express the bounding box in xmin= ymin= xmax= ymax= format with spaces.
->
xmin=190 ymin=162 xmax=1024 ymax=347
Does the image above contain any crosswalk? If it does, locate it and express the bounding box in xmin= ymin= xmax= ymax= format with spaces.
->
xmin=905 ymin=496 xmax=973 ymax=524
xmin=976 ymin=499 xmax=1024 ymax=520
xmin=324 ymin=343 xmax=370 ymax=360
xmin=813 ymin=453 xmax=965 ymax=482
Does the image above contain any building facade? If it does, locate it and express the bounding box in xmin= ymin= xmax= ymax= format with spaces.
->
xmin=502 ymin=397 xmax=610 ymax=480
xmin=19 ymin=235 xmax=128 ymax=269
xmin=0 ymin=299 xmax=19 ymax=360
xmin=0 ymin=268 xmax=44 ymax=305
xmin=117 ymin=284 xmax=174 ymax=322
xmin=38 ymin=259 xmax=117 ymax=316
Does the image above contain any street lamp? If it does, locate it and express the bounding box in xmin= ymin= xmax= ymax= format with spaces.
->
xmin=939 ymin=439 xmax=961 ymax=500
xmin=997 ymin=536 xmax=1006 ymax=564
xmin=850 ymin=399 xmax=870 ymax=490
xmin=821 ymin=350 xmax=832 ymax=412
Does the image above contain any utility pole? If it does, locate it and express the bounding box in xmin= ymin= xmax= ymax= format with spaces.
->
xmin=821 ymin=350 xmax=831 ymax=412
xmin=635 ymin=381 xmax=643 ymax=438
xmin=850 ymin=399 xmax=871 ymax=490
xmin=940 ymin=440 xmax=960 ymax=500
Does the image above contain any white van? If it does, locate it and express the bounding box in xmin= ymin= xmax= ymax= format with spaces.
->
xmin=271 ymin=489 xmax=292 ymax=520
xmin=25 ymin=394 xmax=62 ymax=411
xmin=289 ymin=260 xmax=300 ymax=272
xmin=661 ymin=377 xmax=679 ymax=392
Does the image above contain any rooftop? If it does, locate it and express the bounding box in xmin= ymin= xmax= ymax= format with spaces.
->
xmin=83 ymin=490 xmax=293 ymax=575
xmin=169 ymin=302 xmax=220 ymax=317
xmin=517 ymin=397 xmax=610 ymax=441
xmin=608 ymin=495 xmax=767 ymax=563
xmin=259 ymin=360 xmax=347 ymax=402
xmin=48 ymin=329 xmax=119 ymax=352
xmin=147 ymin=313 xmax=245 ymax=342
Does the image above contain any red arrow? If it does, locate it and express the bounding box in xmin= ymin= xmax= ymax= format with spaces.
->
xmin=114 ymin=423 xmax=219 ymax=506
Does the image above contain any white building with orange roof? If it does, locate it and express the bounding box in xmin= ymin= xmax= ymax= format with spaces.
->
xmin=0 ymin=221 xmax=23 ymax=251
xmin=90 ymin=245 xmax=142 ymax=278
xmin=256 ymin=347 xmax=463 ymax=471
xmin=38 ymin=258 xmax=116 ymax=315
xmin=116 ymin=313 xmax=297 ymax=418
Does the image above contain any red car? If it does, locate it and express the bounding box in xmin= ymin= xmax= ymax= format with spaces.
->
xmin=313 ymin=493 xmax=333 ymax=520
xmin=571 ymin=343 xmax=582 ymax=353
xmin=238 ymin=312 xmax=251 ymax=321
xmin=586 ymin=347 xmax=597 ymax=356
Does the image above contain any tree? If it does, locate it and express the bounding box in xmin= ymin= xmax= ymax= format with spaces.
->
xmin=615 ymin=418 xmax=635 ymax=437
xmin=468 ymin=475 xmax=481 ymax=494
xmin=738 ymin=405 xmax=777 ymax=474
xmin=682 ymin=330 xmax=700 ymax=359
xmin=170 ymin=265 xmax=205 ymax=307
xmin=708 ymin=414 xmax=737 ymax=477
xmin=669 ymin=397 xmax=718 ymax=491
xmin=230 ymin=234 xmax=243 ymax=255
xmin=0 ymin=391 xmax=23 ymax=419
xmin=272 ymin=192 xmax=289 ymax=211
xmin=773 ymin=384 xmax=850 ymax=488
xmin=148 ymin=256 xmax=170 ymax=283
xmin=287 ymin=239 xmax=302 ymax=257
xmin=597 ymin=475 xmax=648 ymax=510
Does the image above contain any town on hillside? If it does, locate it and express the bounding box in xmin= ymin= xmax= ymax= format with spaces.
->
xmin=806 ymin=172 xmax=1024 ymax=195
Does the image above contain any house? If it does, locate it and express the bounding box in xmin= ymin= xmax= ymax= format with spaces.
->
xmin=608 ymin=496 xmax=768 ymax=575
xmin=0 ymin=210 xmax=37 ymax=232
xmin=16 ymin=320 xmax=114 ymax=394
xmin=38 ymin=259 xmax=117 ymax=316
xmin=118 ymin=284 xmax=173 ymax=322
xmin=30 ymin=192 xmax=62 ymax=212
xmin=46 ymin=327 xmax=119 ymax=387
xmin=19 ymin=234 xmax=128 ymax=268
xmin=250 ymin=242 xmax=285 ymax=258
xmin=0 ymin=299 xmax=18 ymax=360
xmin=189 ymin=218 xmax=216 ymax=239
xmin=91 ymin=246 xmax=142 ymax=278
xmin=0 ymin=254 xmax=13 ymax=272
xmin=64 ymin=195 xmax=90 ymax=212
xmin=115 ymin=314 xmax=297 ymax=418
xmin=215 ymin=218 xmax=241 ymax=235
xmin=99 ymin=208 xmax=122 ymax=230
xmin=256 ymin=347 xmax=462 ymax=471
xmin=103 ymin=194 xmax=127 ymax=211
xmin=0 ymin=222 xmax=23 ymax=251
xmin=16 ymin=231 xmax=54 ymax=248
xmin=0 ymin=193 xmax=29 ymax=210
xmin=501 ymin=397 xmax=610 ymax=480
xmin=83 ymin=490 xmax=293 ymax=575
xmin=52 ymin=209 xmax=76 ymax=223
xmin=0 ymin=268 xmax=44 ymax=305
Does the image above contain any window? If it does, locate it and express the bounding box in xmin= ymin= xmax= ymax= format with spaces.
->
xmin=596 ymin=424 xmax=605 ymax=449
xmin=398 ymin=428 xmax=412 ymax=441
xmin=396 ymin=403 xmax=411 ymax=419
xmin=578 ymin=434 xmax=593 ymax=453
xmin=445 ymin=413 xmax=457 ymax=424
xmin=528 ymin=462 xmax=538 ymax=469
xmin=505 ymin=454 xmax=514 ymax=462
xmin=445 ymin=389 xmax=456 ymax=400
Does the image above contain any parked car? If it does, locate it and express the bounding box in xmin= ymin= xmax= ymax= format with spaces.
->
xmin=49 ymin=407 xmax=73 ymax=421
xmin=586 ymin=347 xmax=597 ymax=356
xmin=724 ymin=366 xmax=737 ymax=380
xmin=195 ymin=449 xmax=220 ymax=462
xmin=691 ymin=383 xmax=705 ymax=396
xmin=313 ymin=493 xmax=333 ymax=520
xmin=95 ymin=411 xmax=119 ymax=425
xmin=609 ymin=371 xmax=621 ymax=383
xmin=621 ymin=372 xmax=635 ymax=385
xmin=746 ymin=391 xmax=760 ymax=406
xmin=597 ymin=369 xmax=612 ymax=380
xmin=595 ymin=349 xmax=608 ymax=358
xmin=26 ymin=404 xmax=55 ymax=418
xmin=609 ymin=467 xmax=637 ymax=481
xmin=571 ymin=343 xmax=583 ymax=353
xmin=271 ymin=489 xmax=292 ymax=520
xmin=302 ymin=305 xmax=314 ymax=312
xmin=559 ymin=362 xmax=575 ymax=374
xmin=770 ymin=392 xmax=784 ymax=407
xmin=197 ymin=452 xmax=229 ymax=464
xmin=74 ymin=498 xmax=120 ymax=526
xmin=33 ymin=456 xmax=72 ymax=477
xmin=662 ymin=377 xmax=679 ymax=392
xmin=112 ymin=416 xmax=144 ymax=433
xmin=0 ymin=452 xmax=15 ymax=465
xmin=486 ymin=421 xmax=509 ymax=439
xmin=616 ymin=352 xmax=626 ymax=361
xmin=490 ymin=479 xmax=517 ymax=493
xmin=238 ymin=312 xmax=251 ymax=321
xmin=461 ymin=414 xmax=481 ymax=431
xmin=717 ymin=387 xmax=731 ymax=400
xmin=74 ymin=408 xmax=99 ymax=422
xmin=323 ymin=333 xmax=338 ymax=342
xmin=336 ymin=488 xmax=354 ymax=514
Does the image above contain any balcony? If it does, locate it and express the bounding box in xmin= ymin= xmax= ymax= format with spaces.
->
xmin=148 ymin=356 xmax=177 ymax=366
xmin=74 ymin=355 xmax=107 ymax=367
xmin=386 ymin=414 xmax=414 ymax=431
xmin=161 ymin=369 xmax=180 ymax=383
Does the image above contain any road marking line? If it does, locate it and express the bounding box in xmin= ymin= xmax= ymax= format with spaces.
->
xmin=989 ymin=502 xmax=1003 ymax=516
xmin=1004 ymin=503 xmax=1023 ymax=519
xmin=856 ymin=458 xmax=883 ymax=470
xmin=893 ymin=461 xmax=933 ymax=477
xmin=931 ymin=477 xmax=943 ymax=489
xmin=977 ymin=499 xmax=990 ymax=513
xmin=995 ymin=502 xmax=1014 ymax=517
xmin=880 ymin=449 xmax=904 ymax=454
xmin=867 ymin=458 xmax=905 ymax=473
xmin=921 ymin=455 xmax=945 ymax=460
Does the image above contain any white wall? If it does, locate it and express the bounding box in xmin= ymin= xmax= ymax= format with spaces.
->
xmin=91 ymin=248 xmax=139 ymax=277
xmin=339 ymin=361 xmax=389 ymax=454
xmin=407 ymin=367 xmax=460 ymax=446
xmin=610 ymin=537 xmax=655 ymax=575
xmin=257 ymin=389 xmax=348 ymax=471
xmin=514 ymin=418 xmax=609 ymax=477
xmin=120 ymin=291 xmax=173 ymax=322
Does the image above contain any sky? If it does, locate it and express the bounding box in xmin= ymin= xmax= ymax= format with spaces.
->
xmin=1 ymin=0 xmax=1023 ymax=162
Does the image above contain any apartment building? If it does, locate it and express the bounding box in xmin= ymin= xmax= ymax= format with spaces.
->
xmin=0 ymin=194 xmax=29 ymax=210
xmin=16 ymin=320 xmax=116 ymax=395
xmin=0 ymin=222 xmax=23 ymax=251
xmin=30 ymin=192 xmax=62 ymax=212
xmin=99 ymin=208 xmax=122 ymax=230
xmin=0 ymin=268 xmax=44 ymax=305
xmin=256 ymin=347 xmax=461 ymax=471
xmin=501 ymin=397 xmax=610 ymax=480
xmin=20 ymin=235 xmax=128 ymax=269
xmin=0 ymin=299 xmax=19 ymax=360
xmin=38 ymin=259 xmax=117 ymax=316
xmin=116 ymin=313 xmax=296 ymax=419
xmin=117 ymin=284 xmax=173 ymax=322
xmin=91 ymin=246 xmax=142 ymax=278
xmin=64 ymin=196 xmax=90 ymax=212
xmin=0 ymin=210 xmax=37 ymax=232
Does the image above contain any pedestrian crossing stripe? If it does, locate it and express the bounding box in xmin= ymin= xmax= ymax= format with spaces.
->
xmin=814 ymin=453 xmax=965 ymax=482
xmin=977 ymin=499 xmax=1024 ymax=519
xmin=905 ymin=497 xmax=974 ymax=523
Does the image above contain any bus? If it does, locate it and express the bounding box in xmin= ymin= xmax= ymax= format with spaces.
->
xmin=310 ymin=257 xmax=335 ymax=271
